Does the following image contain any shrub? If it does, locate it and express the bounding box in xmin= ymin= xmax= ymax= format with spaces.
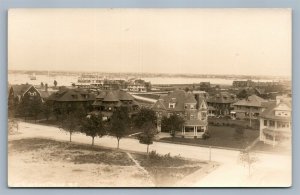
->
xmin=234 ymin=127 xmax=245 ymax=140
xmin=202 ymin=132 xmax=210 ymax=140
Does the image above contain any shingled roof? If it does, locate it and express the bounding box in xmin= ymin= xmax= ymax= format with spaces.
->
xmin=152 ymin=90 xmax=199 ymax=112
xmin=233 ymin=95 xmax=268 ymax=107
xmin=93 ymin=90 xmax=138 ymax=106
xmin=260 ymin=98 xmax=292 ymax=121
xmin=47 ymin=88 xmax=96 ymax=102
xmin=10 ymin=84 xmax=35 ymax=98
xmin=207 ymin=92 xmax=237 ymax=104
xmin=95 ymin=90 xmax=135 ymax=101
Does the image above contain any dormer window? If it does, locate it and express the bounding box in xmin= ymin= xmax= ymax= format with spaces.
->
xmin=190 ymin=104 xmax=196 ymax=109
xmin=169 ymin=103 xmax=175 ymax=108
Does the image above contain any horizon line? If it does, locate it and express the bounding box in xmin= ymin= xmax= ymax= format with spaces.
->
xmin=8 ymin=69 xmax=291 ymax=79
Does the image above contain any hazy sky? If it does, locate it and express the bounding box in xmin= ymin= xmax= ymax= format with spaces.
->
xmin=8 ymin=9 xmax=291 ymax=76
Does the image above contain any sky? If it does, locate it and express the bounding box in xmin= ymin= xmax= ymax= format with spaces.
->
xmin=8 ymin=8 xmax=291 ymax=77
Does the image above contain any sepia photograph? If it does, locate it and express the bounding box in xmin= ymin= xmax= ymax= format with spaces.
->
xmin=7 ymin=8 xmax=292 ymax=187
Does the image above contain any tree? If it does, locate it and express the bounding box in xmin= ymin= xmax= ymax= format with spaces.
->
xmin=237 ymin=89 xmax=249 ymax=99
xmin=134 ymin=108 xmax=157 ymax=153
xmin=239 ymin=150 xmax=258 ymax=176
xmin=81 ymin=113 xmax=106 ymax=146
xmin=138 ymin=121 xmax=156 ymax=153
xmin=161 ymin=115 xmax=185 ymax=140
xmin=134 ymin=108 xmax=157 ymax=129
xmin=30 ymin=96 xmax=43 ymax=123
xmin=42 ymin=102 xmax=52 ymax=121
xmin=59 ymin=112 xmax=82 ymax=142
xmin=45 ymin=83 xmax=48 ymax=91
xmin=54 ymin=80 xmax=58 ymax=87
xmin=16 ymin=95 xmax=31 ymax=120
xmin=109 ymin=107 xmax=130 ymax=149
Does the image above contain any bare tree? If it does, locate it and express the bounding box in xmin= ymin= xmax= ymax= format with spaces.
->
xmin=239 ymin=149 xmax=258 ymax=176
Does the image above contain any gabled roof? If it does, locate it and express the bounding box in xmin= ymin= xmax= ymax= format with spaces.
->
xmin=260 ymin=98 xmax=292 ymax=121
xmin=37 ymin=90 xmax=52 ymax=99
xmin=96 ymin=90 xmax=135 ymax=102
xmin=47 ymin=88 xmax=96 ymax=102
xmin=93 ymin=90 xmax=136 ymax=106
xmin=152 ymin=90 xmax=199 ymax=112
xmin=119 ymin=90 xmax=134 ymax=101
xmin=207 ymin=92 xmax=237 ymax=104
xmin=10 ymin=84 xmax=34 ymax=98
xmin=233 ymin=95 xmax=268 ymax=107
xmin=96 ymin=91 xmax=106 ymax=99
xmin=103 ymin=91 xmax=119 ymax=102
xmin=185 ymin=93 xmax=197 ymax=104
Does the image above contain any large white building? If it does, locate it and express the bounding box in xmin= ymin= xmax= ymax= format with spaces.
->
xmin=259 ymin=96 xmax=292 ymax=146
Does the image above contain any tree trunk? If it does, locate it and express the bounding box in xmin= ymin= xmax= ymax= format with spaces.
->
xmin=92 ymin=137 xmax=94 ymax=146
xmin=69 ymin=132 xmax=72 ymax=142
xmin=117 ymin=138 xmax=120 ymax=149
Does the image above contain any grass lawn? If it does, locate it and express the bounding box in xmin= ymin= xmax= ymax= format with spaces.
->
xmin=160 ymin=125 xmax=259 ymax=149
xmin=208 ymin=118 xmax=260 ymax=130
xmin=132 ymin=152 xmax=208 ymax=187
xmin=8 ymin=138 xmax=211 ymax=187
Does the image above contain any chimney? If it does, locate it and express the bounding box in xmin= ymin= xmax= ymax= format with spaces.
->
xmin=276 ymin=96 xmax=281 ymax=104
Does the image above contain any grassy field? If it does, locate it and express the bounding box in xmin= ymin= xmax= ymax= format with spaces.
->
xmin=8 ymin=138 xmax=211 ymax=187
xmin=132 ymin=151 xmax=207 ymax=186
xmin=160 ymin=125 xmax=259 ymax=149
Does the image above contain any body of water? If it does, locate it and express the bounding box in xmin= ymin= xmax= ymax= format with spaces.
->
xmin=8 ymin=73 xmax=284 ymax=87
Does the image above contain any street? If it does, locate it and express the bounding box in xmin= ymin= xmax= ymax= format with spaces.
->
xmin=9 ymin=121 xmax=292 ymax=187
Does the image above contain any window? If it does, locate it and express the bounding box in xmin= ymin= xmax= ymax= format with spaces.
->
xmin=269 ymin=120 xmax=275 ymax=127
xmin=169 ymin=103 xmax=175 ymax=108
xmin=190 ymin=114 xmax=194 ymax=120
xmin=264 ymin=120 xmax=268 ymax=126
xmin=190 ymin=104 xmax=196 ymax=109
xmin=28 ymin=92 xmax=37 ymax=96
xmin=201 ymin=112 xmax=207 ymax=120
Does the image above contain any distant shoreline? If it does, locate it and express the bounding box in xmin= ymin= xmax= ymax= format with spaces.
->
xmin=8 ymin=69 xmax=290 ymax=81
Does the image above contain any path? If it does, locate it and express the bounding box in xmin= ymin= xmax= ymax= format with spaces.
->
xmin=8 ymin=121 xmax=292 ymax=187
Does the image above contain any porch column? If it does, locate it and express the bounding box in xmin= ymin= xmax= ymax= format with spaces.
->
xmin=273 ymin=131 xmax=275 ymax=147
xmin=195 ymin=126 xmax=198 ymax=137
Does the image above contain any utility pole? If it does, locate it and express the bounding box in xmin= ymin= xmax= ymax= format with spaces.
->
xmin=209 ymin=146 xmax=212 ymax=162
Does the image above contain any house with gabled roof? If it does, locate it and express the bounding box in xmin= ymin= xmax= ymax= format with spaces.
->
xmin=8 ymin=84 xmax=42 ymax=108
xmin=207 ymin=92 xmax=237 ymax=116
xmin=47 ymin=87 xmax=96 ymax=114
xmin=231 ymin=95 xmax=269 ymax=119
xmin=92 ymin=90 xmax=139 ymax=120
xmin=259 ymin=96 xmax=292 ymax=146
xmin=152 ymin=90 xmax=208 ymax=138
